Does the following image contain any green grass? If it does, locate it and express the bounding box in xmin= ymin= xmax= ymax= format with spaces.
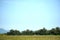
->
xmin=0 ymin=35 xmax=60 ymax=40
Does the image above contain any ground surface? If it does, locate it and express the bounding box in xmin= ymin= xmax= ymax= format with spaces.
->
xmin=0 ymin=35 xmax=60 ymax=40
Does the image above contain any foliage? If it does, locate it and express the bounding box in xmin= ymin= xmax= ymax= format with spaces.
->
xmin=6 ymin=27 xmax=60 ymax=35
xmin=7 ymin=29 xmax=21 ymax=35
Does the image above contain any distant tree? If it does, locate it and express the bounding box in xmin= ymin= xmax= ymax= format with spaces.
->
xmin=6 ymin=27 xmax=60 ymax=35
xmin=34 ymin=28 xmax=47 ymax=35
xmin=14 ymin=30 xmax=21 ymax=35
xmin=21 ymin=29 xmax=33 ymax=35
xmin=49 ymin=28 xmax=56 ymax=35
xmin=7 ymin=29 xmax=14 ymax=35
xmin=55 ymin=27 xmax=60 ymax=35
xmin=49 ymin=27 xmax=60 ymax=35
xmin=7 ymin=29 xmax=21 ymax=35
xmin=34 ymin=30 xmax=39 ymax=35
xmin=39 ymin=28 xmax=47 ymax=35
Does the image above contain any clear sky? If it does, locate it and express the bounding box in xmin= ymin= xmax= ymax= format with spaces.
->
xmin=0 ymin=0 xmax=60 ymax=31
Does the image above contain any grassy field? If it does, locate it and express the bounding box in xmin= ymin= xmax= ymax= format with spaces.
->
xmin=0 ymin=35 xmax=60 ymax=40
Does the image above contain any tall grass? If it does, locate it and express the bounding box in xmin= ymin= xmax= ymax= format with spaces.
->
xmin=0 ymin=35 xmax=60 ymax=40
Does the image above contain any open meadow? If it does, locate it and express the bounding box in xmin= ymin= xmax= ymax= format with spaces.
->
xmin=0 ymin=35 xmax=60 ymax=40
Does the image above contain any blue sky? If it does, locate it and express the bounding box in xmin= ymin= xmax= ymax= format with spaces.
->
xmin=0 ymin=0 xmax=60 ymax=31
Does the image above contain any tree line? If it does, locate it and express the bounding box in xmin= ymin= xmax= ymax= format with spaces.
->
xmin=6 ymin=27 xmax=60 ymax=35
